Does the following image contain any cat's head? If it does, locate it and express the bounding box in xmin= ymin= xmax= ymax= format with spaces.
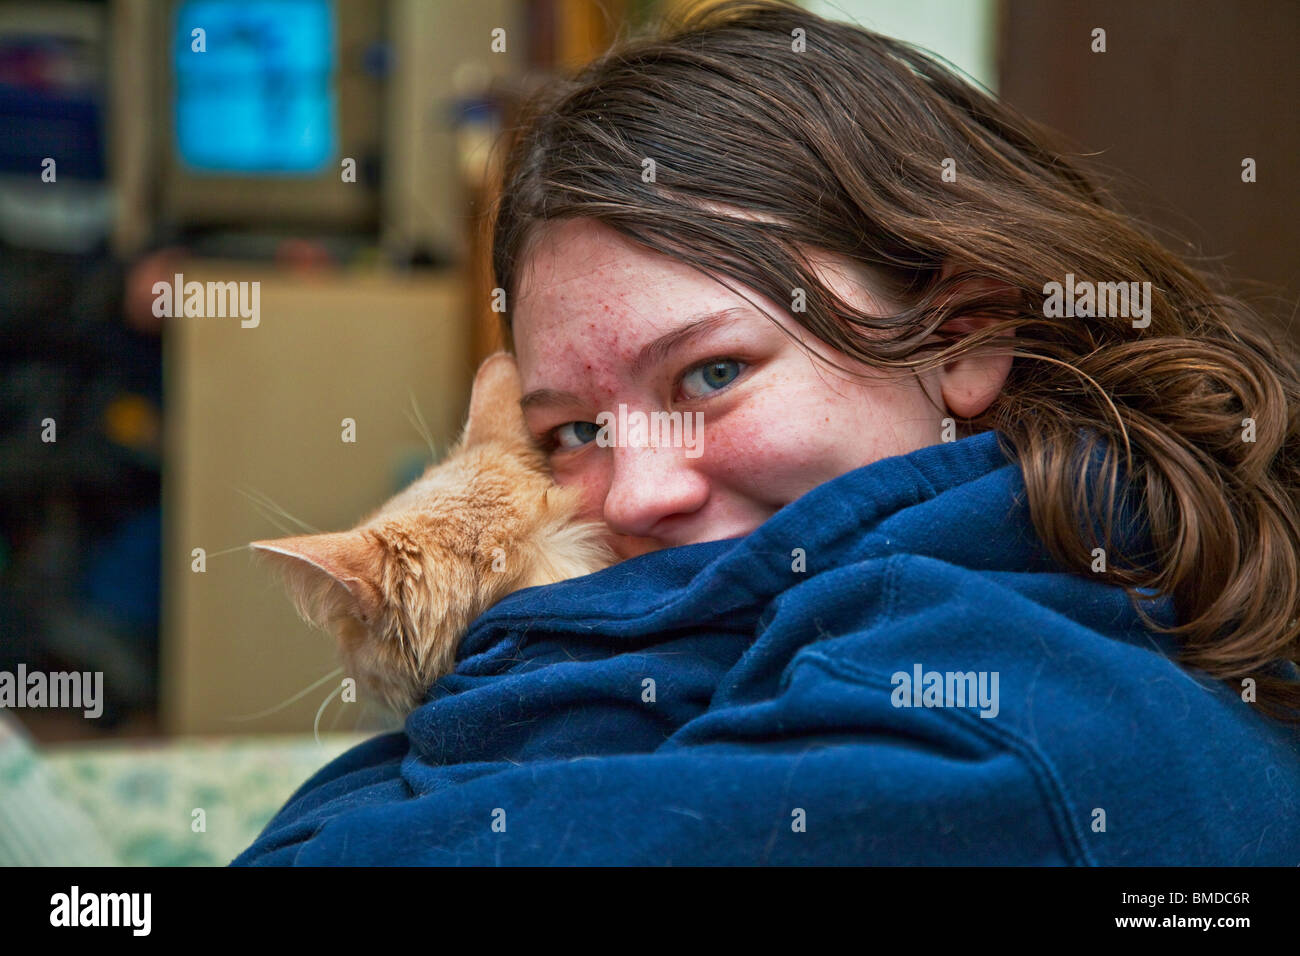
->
xmin=251 ymin=353 xmax=612 ymax=714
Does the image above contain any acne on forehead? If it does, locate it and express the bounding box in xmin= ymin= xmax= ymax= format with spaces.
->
xmin=514 ymin=224 xmax=701 ymax=364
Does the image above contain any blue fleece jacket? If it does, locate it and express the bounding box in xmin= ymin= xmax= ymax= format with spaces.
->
xmin=232 ymin=429 xmax=1300 ymax=865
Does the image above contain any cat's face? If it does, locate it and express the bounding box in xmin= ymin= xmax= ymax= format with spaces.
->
xmin=251 ymin=354 xmax=612 ymax=714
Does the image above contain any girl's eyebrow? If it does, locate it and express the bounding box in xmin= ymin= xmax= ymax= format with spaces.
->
xmin=629 ymin=307 xmax=749 ymax=378
xmin=519 ymin=307 xmax=751 ymax=412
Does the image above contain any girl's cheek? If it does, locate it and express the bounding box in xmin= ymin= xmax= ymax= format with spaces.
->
xmin=703 ymin=398 xmax=838 ymax=501
xmin=702 ymin=400 xmax=786 ymax=473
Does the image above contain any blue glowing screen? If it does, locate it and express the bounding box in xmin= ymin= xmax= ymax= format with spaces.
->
xmin=173 ymin=0 xmax=335 ymax=174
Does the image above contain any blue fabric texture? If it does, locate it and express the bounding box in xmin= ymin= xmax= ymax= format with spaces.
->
xmin=232 ymin=429 xmax=1300 ymax=865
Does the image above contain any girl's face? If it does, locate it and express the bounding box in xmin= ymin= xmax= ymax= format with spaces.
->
xmin=513 ymin=218 xmax=1006 ymax=561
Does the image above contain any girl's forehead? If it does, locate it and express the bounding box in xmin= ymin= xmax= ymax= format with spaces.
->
xmin=516 ymin=216 xmax=891 ymax=312
xmin=514 ymin=225 xmax=733 ymax=346
xmin=517 ymin=220 xmax=696 ymax=305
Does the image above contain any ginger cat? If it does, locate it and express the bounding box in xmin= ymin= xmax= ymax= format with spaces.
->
xmin=251 ymin=353 xmax=613 ymax=714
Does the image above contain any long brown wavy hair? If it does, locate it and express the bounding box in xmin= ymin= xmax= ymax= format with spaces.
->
xmin=489 ymin=0 xmax=1300 ymax=721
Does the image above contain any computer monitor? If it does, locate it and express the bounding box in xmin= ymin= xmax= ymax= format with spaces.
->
xmin=158 ymin=0 xmax=382 ymax=232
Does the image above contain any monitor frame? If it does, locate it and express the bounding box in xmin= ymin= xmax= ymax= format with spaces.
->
xmin=156 ymin=0 xmax=383 ymax=233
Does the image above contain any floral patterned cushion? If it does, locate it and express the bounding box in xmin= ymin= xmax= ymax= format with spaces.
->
xmin=0 ymin=710 xmax=371 ymax=866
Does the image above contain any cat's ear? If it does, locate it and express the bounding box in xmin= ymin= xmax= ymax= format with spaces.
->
xmin=250 ymin=532 xmax=385 ymax=629
xmin=462 ymin=351 xmax=532 ymax=448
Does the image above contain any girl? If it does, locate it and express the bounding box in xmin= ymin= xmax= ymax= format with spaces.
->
xmin=237 ymin=0 xmax=1299 ymax=865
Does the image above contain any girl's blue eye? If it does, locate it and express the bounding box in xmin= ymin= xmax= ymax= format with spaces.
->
xmin=681 ymin=359 xmax=742 ymax=399
xmin=554 ymin=420 xmax=601 ymax=450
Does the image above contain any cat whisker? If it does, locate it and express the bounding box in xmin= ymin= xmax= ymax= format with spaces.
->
xmin=223 ymin=666 xmax=345 ymax=722
xmin=234 ymin=485 xmax=324 ymax=534
xmin=314 ymin=681 xmax=345 ymax=746
xmin=248 ymin=504 xmax=297 ymax=538
xmin=405 ymin=390 xmax=439 ymax=460
xmin=327 ymin=693 xmax=347 ymax=732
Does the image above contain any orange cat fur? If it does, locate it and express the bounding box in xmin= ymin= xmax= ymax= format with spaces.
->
xmin=250 ymin=353 xmax=613 ymax=714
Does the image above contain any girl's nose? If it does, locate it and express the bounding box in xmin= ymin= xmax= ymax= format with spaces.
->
xmin=601 ymin=440 xmax=709 ymax=541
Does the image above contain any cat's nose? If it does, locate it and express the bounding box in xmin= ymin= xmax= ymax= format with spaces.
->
xmin=601 ymin=442 xmax=709 ymax=542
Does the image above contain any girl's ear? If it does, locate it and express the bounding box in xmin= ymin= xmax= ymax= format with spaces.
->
xmin=932 ymin=265 xmax=1018 ymax=419
xmin=462 ymin=352 xmax=533 ymax=448
xmin=250 ymin=532 xmax=385 ymax=629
